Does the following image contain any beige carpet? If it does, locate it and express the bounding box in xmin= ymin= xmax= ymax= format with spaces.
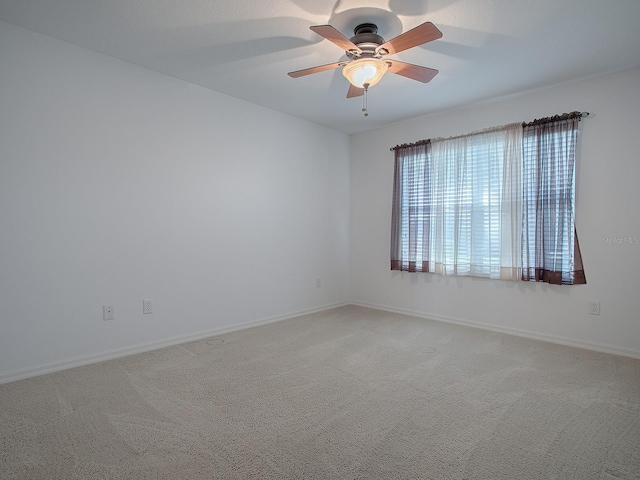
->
xmin=1 ymin=305 xmax=639 ymax=479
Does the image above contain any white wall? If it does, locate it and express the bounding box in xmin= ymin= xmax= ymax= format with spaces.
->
xmin=0 ymin=21 xmax=351 ymax=380
xmin=2 ymin=21 xmax=638 ymax=384
xmin=351 ymin=68 xmax=640 ymax=357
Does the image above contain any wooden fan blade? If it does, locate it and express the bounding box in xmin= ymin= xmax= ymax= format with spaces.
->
xmin=387 ymin=60 xmax=439 ymax=83
xmin=310 ymin=25 xmax=361 ymax=53
xmin=288 ymin=61 xmax=345 ymax=78
xmin=346 ymin=84 xmax=365 ymax=98
xmin=377 ymin=22 xmax=442 ymax=56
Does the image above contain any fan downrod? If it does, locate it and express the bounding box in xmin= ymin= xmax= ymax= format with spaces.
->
xmin=353 ymin=23 xmax=378 ymax=35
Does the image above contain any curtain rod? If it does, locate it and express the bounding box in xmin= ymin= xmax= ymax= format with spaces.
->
xmin=390 ymin=111 xmax=590 ymax=151
xmin=522 ymin=111 xmax=588 ymax=128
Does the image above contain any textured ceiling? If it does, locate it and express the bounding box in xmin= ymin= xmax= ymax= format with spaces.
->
xmin=2 ymin=0 xmax=640 ymax=134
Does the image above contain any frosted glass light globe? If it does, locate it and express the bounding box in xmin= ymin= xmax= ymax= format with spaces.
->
xmin=342 ymin=58 xmax=388 ymax=88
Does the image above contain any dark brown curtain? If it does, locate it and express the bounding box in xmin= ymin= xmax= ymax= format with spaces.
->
xmin=521 ymin=112 xmax=586 ymax=284
xmin=390 ymin=141 xmax=431 ymax=272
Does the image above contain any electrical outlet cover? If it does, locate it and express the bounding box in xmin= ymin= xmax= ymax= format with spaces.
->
xmin=143 ymin=299 xmax=153 ymax=314
xmin=103 ymin=305 xmax=114 ymax=321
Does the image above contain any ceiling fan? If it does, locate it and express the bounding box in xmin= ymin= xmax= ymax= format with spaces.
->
xmin=288 ymin=21 xmax=443 ymax=105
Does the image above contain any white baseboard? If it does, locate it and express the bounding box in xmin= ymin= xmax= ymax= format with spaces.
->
xmin=0 ymin=302 xmax=349 ymax=385
xmin=4 ymin=300 xmax=636 ymax=385
xmin=351 ymin=301 xmax=640 ymax=359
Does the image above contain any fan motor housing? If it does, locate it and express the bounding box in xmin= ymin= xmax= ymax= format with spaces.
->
xmin=349 ymin=23 xmax=385 ymax=53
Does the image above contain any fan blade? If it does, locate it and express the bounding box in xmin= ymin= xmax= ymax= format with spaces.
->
xmin=288 ymin=61 xmax=345 ymax=78
xmin=377 ymin=22 xmax=442 ymax=56
xmin=387 ymin=61 xmax=439 ymax=83
xmin=310 ymin=25 xmax=361 ymax=53
xmin=346 ymin=84 xmax=365 ymax=98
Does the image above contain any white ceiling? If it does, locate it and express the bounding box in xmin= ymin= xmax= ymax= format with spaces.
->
xmin=2 ymin=0 xmax=640 ymax=134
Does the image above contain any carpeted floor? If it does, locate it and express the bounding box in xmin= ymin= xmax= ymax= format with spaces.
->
xmin=1 ymin=305 xmax=639 ymax=479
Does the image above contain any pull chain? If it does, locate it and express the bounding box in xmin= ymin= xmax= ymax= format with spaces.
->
xmin=361 ymin=83 xmax=370 ymax=117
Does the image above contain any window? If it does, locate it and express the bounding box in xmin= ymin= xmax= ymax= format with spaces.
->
xmin=390 ymin=112 xmax=585 ymax=285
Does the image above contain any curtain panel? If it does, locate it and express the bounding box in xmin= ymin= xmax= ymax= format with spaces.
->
xmin=391 ymin=141 xmax=431 ymax=272
xmin=521 ymin=112 xmax=586 ymax=284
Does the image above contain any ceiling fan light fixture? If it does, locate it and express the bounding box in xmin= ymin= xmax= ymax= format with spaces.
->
xmin=342 ymin=58 xmax=388 ymax=88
